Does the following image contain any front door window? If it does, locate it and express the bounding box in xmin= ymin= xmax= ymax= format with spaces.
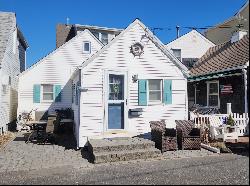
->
xmin=107 ymin=73 xmax=126 ymax=130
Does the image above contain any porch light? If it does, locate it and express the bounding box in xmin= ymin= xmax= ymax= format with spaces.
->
xmin=132 ymin=74 xmax=138 ymax=83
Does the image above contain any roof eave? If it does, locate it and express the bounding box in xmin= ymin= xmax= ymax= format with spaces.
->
xmin=188 ymin=65 xmax=248 ymax=81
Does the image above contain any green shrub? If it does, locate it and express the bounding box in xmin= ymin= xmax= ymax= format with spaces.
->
xmin=227 ymin=114 xmax=235 ymax=126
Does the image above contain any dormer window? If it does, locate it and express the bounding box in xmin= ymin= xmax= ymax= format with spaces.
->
xmin=83 ymin=41 xmax=91 ymax=53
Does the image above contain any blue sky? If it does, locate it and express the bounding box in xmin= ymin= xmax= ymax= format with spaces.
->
xmin=0 ymin=0 xmax=247 ymax=67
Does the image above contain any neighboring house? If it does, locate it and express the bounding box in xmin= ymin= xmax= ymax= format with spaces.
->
xmin=0 ymin=12 xmax=28 ymax=134
xmin=18 ymin=29 xmax=103 ymax=117
xmin=165 ymin=30 xmax=215 ymax=69
xmin=188 ymin=31 xmax=249 ymax=115
xmin=204 ymin=1 xmax=249 ymax=44
xmin=71 ymin=19 xmax=189 ymax=148
xmin=56 ymin=23 xmax=123 ymax=48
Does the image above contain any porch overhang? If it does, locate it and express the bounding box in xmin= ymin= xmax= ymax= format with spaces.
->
xmin=188 ymin=65 xmax=248 ymax=82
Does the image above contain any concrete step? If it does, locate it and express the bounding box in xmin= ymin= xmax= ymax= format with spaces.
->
xmin=91 ymin=148 xmax=161 ymax=164
xmin=88 ymin=137 xmax=155 ymax=153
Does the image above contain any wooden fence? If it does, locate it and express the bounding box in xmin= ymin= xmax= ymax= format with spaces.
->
xmin=190 ymin=112 xmax=249 ymax=136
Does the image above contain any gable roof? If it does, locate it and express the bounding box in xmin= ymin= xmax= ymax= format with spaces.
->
xmin=20 ymin=29 xmax=104 ymax=76
xmin=166 ymin=29 xmax=215 ymax=46
xmin=0 ymin=12 xmax=16 ymax=65
xmin=190 ymin=35 xmax=249 ymax=77
xmin=79 ymin=19 xmax=189 ymax=77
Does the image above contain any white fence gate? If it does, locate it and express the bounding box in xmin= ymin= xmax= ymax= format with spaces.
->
xmin=190 ymin=112 xmax=249 ymax=136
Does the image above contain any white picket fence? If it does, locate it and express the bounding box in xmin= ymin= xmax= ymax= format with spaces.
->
xmin=190 ymin=112 xmax=249 ymax=136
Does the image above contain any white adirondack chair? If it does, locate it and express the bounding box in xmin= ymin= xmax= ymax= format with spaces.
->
xmin=209 ymin=116 xmax=239 ymax=142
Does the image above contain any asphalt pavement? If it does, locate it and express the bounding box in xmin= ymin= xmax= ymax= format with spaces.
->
xmin=0 ymin=153 xmax=248 ymax=185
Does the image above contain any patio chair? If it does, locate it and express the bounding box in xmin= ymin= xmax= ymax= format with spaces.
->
xmin=209 ymin=116 xmax=239 ymax=142
xmin=176 ymin=120 xmax=201 ymax=150
xmin=150 ymin=120 xmax=177 ymax=152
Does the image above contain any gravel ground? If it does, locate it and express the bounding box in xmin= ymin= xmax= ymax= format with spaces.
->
xmin=0 ymin=153 xmax=248 ymax=185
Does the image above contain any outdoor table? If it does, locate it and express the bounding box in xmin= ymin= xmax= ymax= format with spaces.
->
xmin=59 ymin=119 xmax=73 ymax=125
xmin=25 ymin=121 xmax=47 ymax=143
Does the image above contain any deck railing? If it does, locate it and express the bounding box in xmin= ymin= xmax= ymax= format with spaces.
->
xmin=190 ymin=112 xmax=249 ymax=136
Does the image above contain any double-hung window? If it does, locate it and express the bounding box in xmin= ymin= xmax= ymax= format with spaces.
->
xmin=42 ymin=84 xmax=54 ymax=101
xmin=148 ymin=80 xmax=162 ymax=103
xmin=83 ymin=41 xmax=91 ymax=53
xmin=207 ymin=81 xmax=219 ymax=107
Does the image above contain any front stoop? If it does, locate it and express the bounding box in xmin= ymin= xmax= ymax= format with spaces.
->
xmin=88 ymin=137 xmax=161 ymax=164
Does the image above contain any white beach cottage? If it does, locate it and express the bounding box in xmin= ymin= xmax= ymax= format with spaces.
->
xmin=71 ymin=19 xmax=189 ymax=147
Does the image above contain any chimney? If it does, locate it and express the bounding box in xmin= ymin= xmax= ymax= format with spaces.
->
xmin=56 ymin=24 xmax=76 ymax=48
xmin=176 ymin=25 xmax=180 ymax=38
xmin=231 ymin=29 xmax=248 ymax=43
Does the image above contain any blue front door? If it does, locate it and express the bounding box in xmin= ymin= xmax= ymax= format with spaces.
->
xmin=107 ymin=73 xmax=126 ymax=129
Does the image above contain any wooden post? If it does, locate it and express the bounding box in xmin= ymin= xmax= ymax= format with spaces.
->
xmin=227 ymin=103 xmax=232 ymax=115
xmin=243 ymin=69 xmax=248 ymax=126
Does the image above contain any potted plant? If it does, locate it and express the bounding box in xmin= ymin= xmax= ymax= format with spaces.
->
xmin=226 ymin=114 xmax=235 ymax=133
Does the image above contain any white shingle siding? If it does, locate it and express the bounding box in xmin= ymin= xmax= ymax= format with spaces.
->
xmin=18 ymin=30 xmax=103 ymax=116
xmin=0 ymin=29 xmax=20 ymax=133
xmin=78 ymin=22 xmax=188 ymax=147
xmin=165 ymin=30 xmax=215 ymax=59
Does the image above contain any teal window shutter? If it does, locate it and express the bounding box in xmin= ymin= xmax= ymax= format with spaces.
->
xmin=33 ymin=84 xmax=41 ymax=103
xmin=138 ymin=80 xmax=147 ymax=106
xmin=54 ymin=85 xmax=61 ymax=102
xmin=163 ymin=80 xmax=172 ymax=104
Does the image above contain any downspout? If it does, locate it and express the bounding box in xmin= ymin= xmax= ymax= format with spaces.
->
xmin=77 ymin=68 xmax=81 ymax=149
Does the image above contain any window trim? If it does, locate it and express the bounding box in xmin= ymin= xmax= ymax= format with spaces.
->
xmin=206 ymin=80 xmax=220 ymax=108
xmin=147 ymin=79 xmax=163 ymax=104
xmin=41 ymin=84 xmax=54 ymax=102
xmin=83 ymin=41 xmax=91 ymax=54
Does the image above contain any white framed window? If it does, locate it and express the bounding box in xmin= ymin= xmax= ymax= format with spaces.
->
xmin=91 ymin=31 xmax=109 ymax=45
xmin=101 ymin=32 xmax=108 ymax=45
xmin=83 ymin=41 xmax=91 ymax=53
xmin=171 ymin=49 xmax=181 ymax=61
xmin=207 ymin=81 xmax=220 ymax=107
xmin=148 ymin=80 xmax=162 ymax=103
xmin=42 ymin=84 xmax=54 ymax=101
xmin=92 ymin=31 xmax=99 ymax=39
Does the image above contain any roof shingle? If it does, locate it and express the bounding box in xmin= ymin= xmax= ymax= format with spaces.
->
xmin=190 ymin=35 xmax=249 ymax=77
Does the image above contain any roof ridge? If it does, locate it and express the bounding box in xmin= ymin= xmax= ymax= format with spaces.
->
xmin=78 ymin=19 xmax=189 ymax=77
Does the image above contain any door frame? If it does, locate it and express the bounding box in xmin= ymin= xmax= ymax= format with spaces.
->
xmin=104 ymin=69 xmax=128 ymax=132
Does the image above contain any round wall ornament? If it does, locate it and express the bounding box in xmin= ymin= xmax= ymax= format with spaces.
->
xmin=130 ymin=42 xmax=144 ymax=57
